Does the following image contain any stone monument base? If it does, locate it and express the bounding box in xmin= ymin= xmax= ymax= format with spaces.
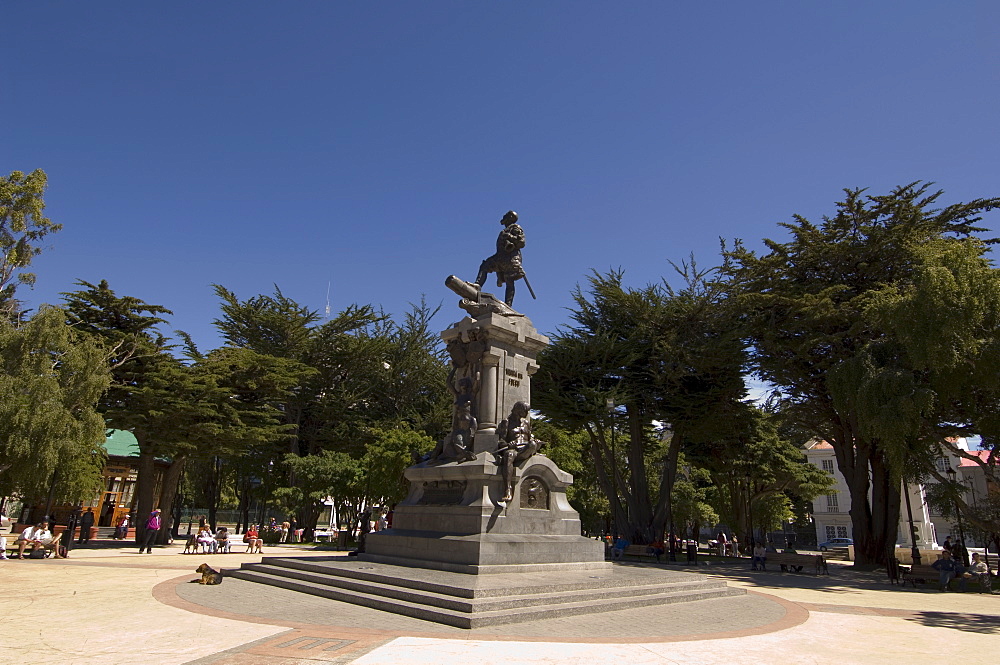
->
xmin=361 ymin=534 xmax=610 ymax=575
xmin=362 ymin=452 xmax=606 ymax=572
xmin=231 ymin=555 xmax=745 ymax=628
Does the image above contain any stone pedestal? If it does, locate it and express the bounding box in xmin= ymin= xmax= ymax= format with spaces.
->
xmin=363 ymin=311 xmax=606 ymax=574
xmin=364 ymin=453 xmax=606 ymax=573
xmin=441 ymin=312 xmax=548 ymax=451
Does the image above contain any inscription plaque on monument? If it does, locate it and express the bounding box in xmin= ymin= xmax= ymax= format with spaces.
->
xmin=418 ymin=480 xmax=467 ymax=505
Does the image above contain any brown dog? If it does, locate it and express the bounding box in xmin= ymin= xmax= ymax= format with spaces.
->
xmin=195 ymin=563 xmax=223 ymax=585
xmin=182 ymin=534 xmax=198 ymax=554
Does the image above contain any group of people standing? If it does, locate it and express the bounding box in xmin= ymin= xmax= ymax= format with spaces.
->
xmin=715 ymin=532 xmax=740 ymax=556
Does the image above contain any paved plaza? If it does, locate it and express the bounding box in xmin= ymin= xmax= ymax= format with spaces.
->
xmin=0 ymin=542 xmax=997 ymax=664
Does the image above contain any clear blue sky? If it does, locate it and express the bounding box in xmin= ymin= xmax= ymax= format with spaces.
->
xmin=4 ymin=2 xmax=998 ymax=352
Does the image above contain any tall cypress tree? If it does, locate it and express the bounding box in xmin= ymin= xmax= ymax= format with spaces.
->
xmin=724 ymin=183 xmax=1000 ymax=564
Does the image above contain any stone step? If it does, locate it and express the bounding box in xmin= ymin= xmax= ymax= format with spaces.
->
xmin=228 ymin=568 xmax=743 ymax=629
xmin=234 ymin=562 xmax=728 ymax=613
xmin=245 ymin=556 xmax=715 ymax=598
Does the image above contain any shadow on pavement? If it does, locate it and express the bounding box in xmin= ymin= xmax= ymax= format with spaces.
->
xmin=616 ymin=560 xmax=906 ymax=595
xmin=903 ymin=611 xmax=1000 ymax=634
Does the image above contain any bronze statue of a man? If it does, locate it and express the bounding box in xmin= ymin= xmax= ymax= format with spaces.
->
xmin=475 ymin=210 xmax=526 ymax=307
xmin=495 ymin=401 xmax=541 ymax=502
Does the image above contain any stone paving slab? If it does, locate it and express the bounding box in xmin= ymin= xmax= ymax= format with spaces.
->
xmin=3 ymin=546 xmax=999 ymax=664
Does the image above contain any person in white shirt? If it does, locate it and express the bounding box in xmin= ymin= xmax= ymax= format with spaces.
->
xmin=17 ymin=522 xmax=62 ymax=558
xmin=969 ymin=552 xmax=994 ymax=594
xmin=196 ymin=526 xmax=216 ymax=553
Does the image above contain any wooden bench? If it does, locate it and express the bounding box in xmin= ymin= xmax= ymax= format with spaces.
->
xmin=3 ymin=535 xmax=59 ymax=558
xmin=897 ymin=563 xmax=993 ymax=591
xmin=899 ymin=564 xmax=942 ymax=588
xmin=758 ymin=552 xmax=828 ymax=575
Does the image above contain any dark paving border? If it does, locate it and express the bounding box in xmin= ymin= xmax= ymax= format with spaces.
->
xmin=154 ymin=573 xmax=808 ymax=643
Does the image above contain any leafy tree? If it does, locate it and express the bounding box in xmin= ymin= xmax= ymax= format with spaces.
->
xmin=724 ymin=183 xmax=1000 ymax=564
xmin=865 ymin=235 xmax=1000 ymax=490
xmin=62 ymin=279 xmax=174 ymax=535
xmin=0 ymin=307 xmax=110 ymax=502
xmin=211 ymin=285 xmax=449 ymax=532
xmin=275 ymin=450 xmax=359 ymax=539
xmin=191 ymin=346 xmax=308 ymax=532
xmin=690 ymin=404 xmax=832 ymax=546
xmin=669 ymin=465 xmax=718 ymax=541
xmin=533 ymin=265 xmax=747 ymax=544
xmin=359 ymin=428 xmax=435 ymax=508
xmin=533 ymin=420 xmax=609 ymax=535
xmin=0 ymin=169 xmax=60 ymax=318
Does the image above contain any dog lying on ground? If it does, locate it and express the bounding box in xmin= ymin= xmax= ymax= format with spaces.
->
xmin=195 ymin=563 xmax=223 ymax=585
xmin=183 ymin=534 xmax=198 ymax=554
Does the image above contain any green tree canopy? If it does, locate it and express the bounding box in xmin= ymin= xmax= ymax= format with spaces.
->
xmin=533 ymin=265 xmax=747 ymax=543
xmin=724 ymin=182 xmax=1000 ymax=564
xmin=0 ymin=307 xmax=110 ymax=501
xmin=0 ymin=169 xmax=60 ymax=318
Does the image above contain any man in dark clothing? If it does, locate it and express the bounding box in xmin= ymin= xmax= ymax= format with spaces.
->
xmin=932 ymin=550 xmax=963 ymax=591
xmin=475 ymin=210 xmax=527 ymax=307
xmin=78 ymin=508 xmax=95 ymax=544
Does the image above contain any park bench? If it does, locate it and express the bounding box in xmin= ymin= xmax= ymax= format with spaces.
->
xmin=899 ymin=563 xmax=943 ymax=588
xmin=759 ymin=552 xmax=828 ymax=575
xmin=897 ymin=562 xmax=992 ymax=591
xmin=4 ymin=536 xmax=57 ymax=558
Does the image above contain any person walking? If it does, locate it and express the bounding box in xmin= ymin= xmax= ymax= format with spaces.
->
xmin=139 ymin=509 xmax=161 ymax=554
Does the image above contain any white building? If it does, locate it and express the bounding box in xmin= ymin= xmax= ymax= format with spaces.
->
xmin=803 ymin=438 xmax=991 ymax=549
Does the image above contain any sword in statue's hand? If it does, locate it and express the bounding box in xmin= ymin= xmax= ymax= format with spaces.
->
xmin=522 ymin=273 xmax=537 ymax=300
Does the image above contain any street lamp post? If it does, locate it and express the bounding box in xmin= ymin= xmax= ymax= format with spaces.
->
xmin=606 ymin=398 xmax=616 ymax=540
xmin=946 ymin=467 xmax=969 ymax=566
xmin=902 ymin=478 xmax=921 ymax=565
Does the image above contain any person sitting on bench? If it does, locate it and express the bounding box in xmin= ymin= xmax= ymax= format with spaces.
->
xmin=17 ymin=522 xmax=63 ymax=558
xmin=215 ymin=527 xmax=232 ymax=553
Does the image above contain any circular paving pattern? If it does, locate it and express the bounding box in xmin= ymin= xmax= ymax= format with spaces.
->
xmin=159 ymin=573 xmax=808 ymax=643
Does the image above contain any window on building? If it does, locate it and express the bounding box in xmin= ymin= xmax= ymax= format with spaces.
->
xmin=935 ymin=457 xmax=950 ymax=473
xmin=836 ymin=526 xmax=849 ymax=539
xmin=825 ymin=526 xmax=837 ymax=541
xmin=822 ymin=459 xmax=835 ymax=474
xmin=826 ymin=493 xmax=839 ymax=512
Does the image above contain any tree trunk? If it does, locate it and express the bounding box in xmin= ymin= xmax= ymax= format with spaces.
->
xmin=585 ymin=424 xmax=628 ymax=538
xmin=207 ymin=456 xmax=221 ymax=532
xmin=869 ymin=449 xmax=901 ymax=566
xmin=236 ymin=477 xmax=251 ymax=534
xmin=156 ymin=457 xmax=186 ymax=544
xmin=843 ymin=440 xmax=878 ymax=565
xmin=652 ymin=429 xmax=683 ymax=542
xmin=133 ymin=444 xmax=156 ymax=544
xmin=625 ymin=405 xmax=653 ymax=542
